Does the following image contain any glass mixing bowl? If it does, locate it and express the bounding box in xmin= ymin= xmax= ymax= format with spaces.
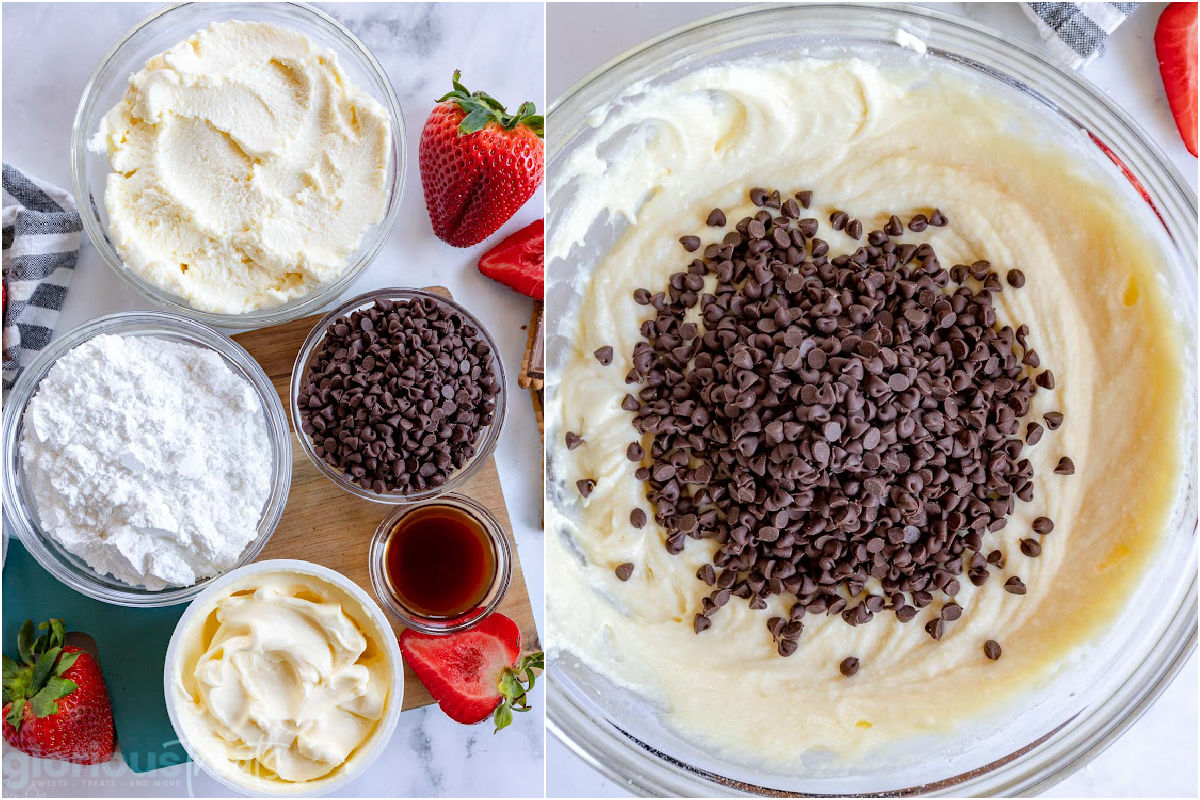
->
xmin=544 ymin=3 xmax=1197 ymax=796
xmin=290 ymin=288 xmax=508 ymax=504
xmin=70 ymin=1 xmax=406 ymax=328
xmin=1 ymin=312 xmax=293 ymax=607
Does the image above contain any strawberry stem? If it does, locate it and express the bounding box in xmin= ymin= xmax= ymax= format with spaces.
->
xmin=2 ymin=619 xmax=78 ymax=732
xmin=439 ymin=70 xmax=544 ymax=138
xmin=492 ymin=651 xmax=545 ymax=733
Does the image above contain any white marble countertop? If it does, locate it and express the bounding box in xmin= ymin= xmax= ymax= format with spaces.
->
xmin=2 ymin=2 xmax=545 ymax=796
xmin=546 ymin=2 xmax=1197 ymax=798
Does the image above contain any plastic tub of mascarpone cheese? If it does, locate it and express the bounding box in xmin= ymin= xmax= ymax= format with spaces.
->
xmin=165 ymin=560 xmax=404 ymax=796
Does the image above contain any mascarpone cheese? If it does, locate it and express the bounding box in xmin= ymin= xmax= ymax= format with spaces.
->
xmin=91 ymin=21 xmax=391 ymax=314
xmin=171 ymin=569 xmax=394 ymax=788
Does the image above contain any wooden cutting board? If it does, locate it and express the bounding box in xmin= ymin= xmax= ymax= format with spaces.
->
xmin=232 ymin=286 xmax=538 ymax=710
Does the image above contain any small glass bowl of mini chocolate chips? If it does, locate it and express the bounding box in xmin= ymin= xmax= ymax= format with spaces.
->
xmin=291 ymin=288 xmax=506 ymax=503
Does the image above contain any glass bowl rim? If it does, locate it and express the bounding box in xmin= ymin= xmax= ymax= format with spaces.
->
xmin=367 ymin=491 xmax=514 ymax=634
xmin=289 ymin=287 xmax=509 ymax=505
xmin=1 ymin=311 xmax=293 ymax=607
xmin=544 ymin=2 xmax=1198 ymax=797
xmin=68 ymin=0 xmax=408 ymax=328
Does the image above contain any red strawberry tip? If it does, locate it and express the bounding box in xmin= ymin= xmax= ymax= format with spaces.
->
xmin=438 ymin=70 xmax=544 ymax=138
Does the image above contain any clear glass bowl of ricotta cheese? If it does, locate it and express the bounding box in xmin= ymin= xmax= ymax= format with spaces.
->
xmin=1 ymin=312 xmax=293 ymax=607
xmin=545 ymin=3 xmax=1197 ymax=797
xmin=70 ymin=2 xmax=407 ymax=328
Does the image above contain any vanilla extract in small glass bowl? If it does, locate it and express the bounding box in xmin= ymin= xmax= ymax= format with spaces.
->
xmin=369 ymin=494 xmax=512 ymax=634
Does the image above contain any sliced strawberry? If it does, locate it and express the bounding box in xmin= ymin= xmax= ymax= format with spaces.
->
xmin=399 ymin=613 xmax=543 ymax=732
xmin=1155 ymin=2 xmax=1197 ymax=157
xmin=478 ymin=219 xmax=544 ymax=299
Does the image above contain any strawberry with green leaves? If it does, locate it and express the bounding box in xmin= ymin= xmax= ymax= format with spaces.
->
xmin=400 ymin=612 xmax=542 ymax=732
xmin=419 ymin=71 xmax=544 ymax=248
xmin=2 ymin=619 xmax=114 ymax=765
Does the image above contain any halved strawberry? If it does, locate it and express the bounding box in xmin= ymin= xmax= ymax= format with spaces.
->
xmin=399 ymin=613 xmax=543 ymax=732
xmin=1155 ymin=2 xmax=1197 ymax=157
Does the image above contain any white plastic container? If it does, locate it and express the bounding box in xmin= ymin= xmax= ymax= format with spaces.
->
xmin=164 ymin=559 xmax=404 ymax=796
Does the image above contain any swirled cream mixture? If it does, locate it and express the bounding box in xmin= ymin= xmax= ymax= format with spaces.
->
xmin=546 ymin=55 xmax=1185 ymax=768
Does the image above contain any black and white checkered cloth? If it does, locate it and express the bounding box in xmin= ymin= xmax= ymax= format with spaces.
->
xmin=2 ymin=165 xmax=82 ymax=392
xmin=1023 ymin=3 xmax=1140 ymax=70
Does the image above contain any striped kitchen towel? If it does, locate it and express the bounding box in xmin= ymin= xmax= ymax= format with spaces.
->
xmin=2 ymin=165 xmax=82 ymax=392
xmin=1023 ymin=3 xmax=1140 ymax=70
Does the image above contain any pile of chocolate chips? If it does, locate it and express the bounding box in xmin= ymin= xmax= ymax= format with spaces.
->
xmin=604 ymin=188 xmax=1071 ymax=661
xmin=298 ymin=296 xmax=500 ymax=495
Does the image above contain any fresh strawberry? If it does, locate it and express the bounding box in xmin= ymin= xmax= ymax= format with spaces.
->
xmin=399 ymin=613 xmax=543 ymax=732
xmin=478 ymin=219 xmax=544 ymax=299
xmin=1155 ymin=2 xmax=1197 ymax=156
xmin=2 ymin=619 xmax=114 ymax=765
xmin=419 ymin=71 xmax=544 ymax=248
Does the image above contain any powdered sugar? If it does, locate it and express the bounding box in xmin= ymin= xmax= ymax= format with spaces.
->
xmin=19 ymin=334 xmax=272 ymax=589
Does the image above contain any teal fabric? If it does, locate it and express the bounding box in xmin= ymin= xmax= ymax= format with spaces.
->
xmin=2 ymin=538 xmax=190 ymax=773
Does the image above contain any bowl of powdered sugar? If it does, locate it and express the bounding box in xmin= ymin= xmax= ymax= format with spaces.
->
xmin=2 ymin=312 xmax=292 ymax=606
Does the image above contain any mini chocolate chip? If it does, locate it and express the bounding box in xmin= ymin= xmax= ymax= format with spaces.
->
xmin=627 ymin=442 xmax=645 ymax=461
xmin=1004 ymin=576 xmax=1027 ymax=595
xmin=796 ymin=190 xmax=813 ymax=208
xmin=839 ymin=657 xmax=860 ymax=677
xmin=630 ymin=508 xmax=647 ymax=528
xmin=925 ymin=617 xmax=945 ymax=640
xmin=941 ymin=603 xmax=963 ymax=621
xmin=679 ymin=235 xmax=701 ymax=252
xmin=1032 ymin=516 xmax=1054 ymax=534
xmin=1006 ymin=269 xmax=1025 ymax=288
xmin=1026 ymin=422 xmax=1043 ymax=445
xmin=1044 ymin=411 xmax=1064 ymax=430
xmin=929 ymin=209 xmax=948 ymax=227
xmin=706 ymin=208 xmax=726 ymax=227
xmin=594 ymin=346 xmax=614 ymax=365
xmin=908 ymin=214 xmax=928 ymax=232
xmin=1019 ymin=538 xmax=1041 ymax=557
xmin=1055 ymin=456 xmax=1075 ymax=475
xmin=983 ymin=640 xmax=1002 ymax=660
xmin=1035 ymin=370 xmax=1055 ymax=389
xmin=565 ymin=431 xmax=584 ymax=450
xmin=615 ymin=562 xmax=635 ymax=581
xmin=846 ymin=219 xmax=863 ymax=240
xmin=576 ymin=478 xmax=596 ymax=498
xmin=694 ymin=613 xmax=712 ymax=633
